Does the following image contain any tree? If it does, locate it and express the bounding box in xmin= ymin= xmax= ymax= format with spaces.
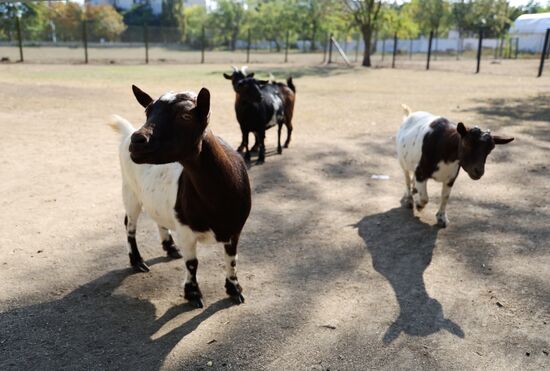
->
xmin=209 ymin=0 xmax=245 ymax=50
xmin=343 ymin=0 xmax=383 ymax=67
xmin=184 ymin=4 xmax=207 ymax=47
xmin=86 ymin=4 xmax=126 ymax=41
xmin=409 ymin=0 xmax=451 ymax=37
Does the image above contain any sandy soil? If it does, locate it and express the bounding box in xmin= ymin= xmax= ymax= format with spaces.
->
xmin=0 ymin=63 xmax=549 ymax=370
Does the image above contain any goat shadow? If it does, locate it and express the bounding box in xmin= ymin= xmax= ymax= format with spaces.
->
xmin=0 ymin=257 xmax=234 ymax=370
xmin=355 ymin=207 xmax=464 ymax=343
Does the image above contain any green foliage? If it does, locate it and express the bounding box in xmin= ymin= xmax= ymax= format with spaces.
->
xmin=184 ymin=5 xmax=207 ymax=46
xmin=86 ymin=4 xmax=126 ymax=41
xmin=408 ymin=0 xmax=451 ymax=36
xmin=208 ymin=0 xmax=245 ymax=49
xmin=378 ymin=3 xmax=419 ymax=39
xmin=123 ymin=4 xmax=157 ymax=26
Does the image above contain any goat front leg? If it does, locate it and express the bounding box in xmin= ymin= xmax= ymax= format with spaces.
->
xmin=250 ymin=132 xmax=260 ymax=153
xmin=224 ymin=234 xmax=244 ymax=304
xmin=277 ymin=122 xmax=283 ymax=154
xmin=436 ymin=181 xmax=454 ymax=228
xmin=400 ymin=168 xmax=413 ymax=209
xmin=158 ymin=225 xmax=182 ymax=259
xmin=237 ymin=129 xmax=248 ymax=153
xmin=173 ymin=226 xmax=202 ymax=308
xmin=256 ymin=130 xmax=266 ymax=164
xmin=413 ymin=177 xmax=429 ymax=212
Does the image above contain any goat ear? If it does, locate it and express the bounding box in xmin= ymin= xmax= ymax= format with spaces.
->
xmin=493 ymin=136 xmax=514 ymax=145
xmin=457 ymin=122 xmax=468 ymax=137
xmin=195 ymin=88 xmax=210 ymax=126
xmin=247 ymin=73 xmax=255 ymax=78
xmin=132 ymin=85 xmax=153 ymax=108
xmin=223 ymin=73 xmax=232 ymax=80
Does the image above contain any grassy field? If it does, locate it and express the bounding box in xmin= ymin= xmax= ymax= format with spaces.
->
xmin=0 ymin=63 xmax=549 ymax=370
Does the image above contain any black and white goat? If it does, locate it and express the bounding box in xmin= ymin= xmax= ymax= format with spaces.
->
xmin=397 ymin=105 xmax=514 ymax=227
xmin=224 ymin=66 xmax=296 ymax=164
xmin=110 ymin=85 xmax=251 ymax=307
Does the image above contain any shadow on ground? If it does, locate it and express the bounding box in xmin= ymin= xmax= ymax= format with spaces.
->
xmin=355 ymin=207 xmax=464 ymax=343
xmin=0 ymin=258 xmax=235 ymax=370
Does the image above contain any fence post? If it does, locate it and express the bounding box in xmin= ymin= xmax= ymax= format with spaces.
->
xmin=391 ymin=32 xmax=397 ymax=68
xmin=515 ymin=37 xmax=519 ymax=59
xmin=327 ymin=33 xmax=333 ymax=64
xmin=201 ymin=24 xmax=205 ymax=64
xmin=284 ymin=29 xmax=289 ymax=63
xmin=381 ymin=39 xmax=385 ymax=61
xmin=143 ymin=23 xmax=149 ymax=64
xmin=246 ymin=29 xmax=251 ymax=63
xmin=82 ymin=19 xmax=88 ymax=64
xmin=537 ymin=28 xmax=550 ymax=77
xmin=476 ymin=29 xmax=483 ymax=74
xmin=426 ymin=30 xmax=433 ymax=70
xmin=16 ymin=15 xmax=23 ymax=62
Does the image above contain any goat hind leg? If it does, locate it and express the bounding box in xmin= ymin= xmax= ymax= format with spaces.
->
xmin=284 ymin=121 xmax=293 ymax=148
xmin=158 ymin=226 xmax=182 ymax=259
xmin=123 ymin=185 xmax=149 ymax=272
xmin=277 ymin=123 xmax=283 ymax=154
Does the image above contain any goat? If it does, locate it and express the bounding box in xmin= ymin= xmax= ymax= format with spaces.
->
xmin=110 ymin=85 xmax=251 ymax=307
xmin=224 ymin=66 xmax=296 ymax=164
xmin=396 ymin=105 xmax=513 ymax=227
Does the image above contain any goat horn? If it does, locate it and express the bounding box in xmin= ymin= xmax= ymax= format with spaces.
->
xmin=241 ymin=66 xmax=248 ymax=75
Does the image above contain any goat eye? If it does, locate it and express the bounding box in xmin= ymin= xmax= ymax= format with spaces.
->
xmin=182 ymin=113 xmax=193 ymax=121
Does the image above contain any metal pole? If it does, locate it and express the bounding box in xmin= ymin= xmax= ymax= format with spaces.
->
xmin=515 ymin=37 xmax=519 ymax=59
xmin=426 ymin=30 xmax=433 ymax=70
xmin=476 ymin=29 xmax=483 ymax=74
xmin=327 ymin=33 xmax=333 ymax=64
xmin=16 ymin=16 xmax=23 ymax=62
xmin=381 ymin=39 xmax=385 ymax=61
xmin=246 ymin=29 xmax=251 ymax=63
xmin=144 ymin=23 xmax=149 ymax=64
xmin=201 ymin=24 xmax=205 ymax=64
xmin=537 ymin=28 xmax=550 ymax=77
xmin=82 ymin=19 xmax=88 ymax=64
xmin=392 ymin=32 xmax=397 ymax=68
xmin=284 ymin=29 xmax=289 ymax=63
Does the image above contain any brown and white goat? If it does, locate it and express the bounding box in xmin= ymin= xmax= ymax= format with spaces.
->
xmin=397 ymin=105 xmax=513 ymax=227
xmin=110 ymin=86 xmax=251 ymax=307
xmin=224 ymin=66 xmax=296 ymax=163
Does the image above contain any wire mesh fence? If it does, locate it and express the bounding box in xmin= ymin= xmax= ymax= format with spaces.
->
xmin=1 ymin=17 xmax=549 ymax=78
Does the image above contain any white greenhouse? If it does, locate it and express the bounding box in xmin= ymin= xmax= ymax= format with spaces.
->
xmin=510 ymin=13 xmax=550 ymax=53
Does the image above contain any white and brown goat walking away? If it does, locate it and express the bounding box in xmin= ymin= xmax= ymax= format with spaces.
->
xmin=396 ymin=105 xmax=514 ymax=227
xmin=110 ymin=86 xmax=251 ymax=307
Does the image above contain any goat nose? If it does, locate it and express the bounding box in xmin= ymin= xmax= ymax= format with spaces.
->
xmin=131 ymin=132 xmax=148 ymax=144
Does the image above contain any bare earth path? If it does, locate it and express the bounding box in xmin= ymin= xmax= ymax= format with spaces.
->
xmin=0 ymin=63 xmax=549 ymax=370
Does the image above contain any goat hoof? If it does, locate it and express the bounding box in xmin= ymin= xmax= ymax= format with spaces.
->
xmin=132 ymin=260 xmax=150 ymax=273
xmin=244 ymin=153 xmax=251 ymax=162
xmin=256 ymin=159 xmax=265 ymax=165
xmin=284 ymin=142 xmax=290 ymax=148
xmin=415 ymin=202 xmax=426 ymax=212
xmin=250 ymin=145 xmax=260 ymax=153
xmin=189 ymin=298 xmax=204 ymax=308
xmin=277 ymin=147 xmax=282 ymax=154
xmin=401 ymin=196 xmax=413 ymax=209
xmin=164 ymin=245 xmax=183 ymax=259
xmin=436 ymin=213 xmax=448 ymax=228
xmin=225 ymin=278 xmax=243 ymax=303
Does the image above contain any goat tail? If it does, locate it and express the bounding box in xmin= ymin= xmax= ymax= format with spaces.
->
xmin=287 ymin=77 xmax=296 ymax=93
xmin=401 ymin=104 xmax=412 ymax=117
xmin=109 ymin=114 xmax=135 ymax=139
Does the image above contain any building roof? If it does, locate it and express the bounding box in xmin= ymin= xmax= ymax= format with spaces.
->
xmin=511 ymin=12 xmax=550 ymax=34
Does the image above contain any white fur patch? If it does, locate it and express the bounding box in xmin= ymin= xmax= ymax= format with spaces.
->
xmin=267 ymin=94 xmax=283 ymax=127
xmin=158 ymin=91 xmax=197 ymax=103
xmin=432 ymin=160 xmax=459 ymax=183
xmin=396 ymin=111 xmax=439 ymax=173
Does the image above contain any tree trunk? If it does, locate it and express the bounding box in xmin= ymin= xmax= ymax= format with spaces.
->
xmin=361 ymin=26 xmax=372 ymax=67
xmin=311 ymin=21 xmax=318 ymax=51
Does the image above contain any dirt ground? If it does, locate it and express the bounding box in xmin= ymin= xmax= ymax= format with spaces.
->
xmin=0 ymin=63 xmax=549 ymax=370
